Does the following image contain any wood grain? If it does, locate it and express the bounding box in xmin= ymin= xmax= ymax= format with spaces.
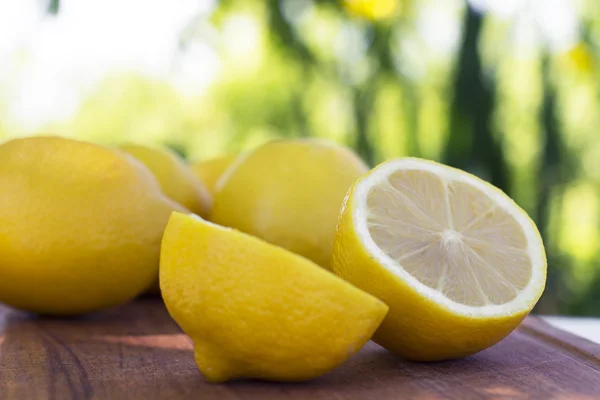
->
xmin=1 ymin=298 xmax=599 ymax=400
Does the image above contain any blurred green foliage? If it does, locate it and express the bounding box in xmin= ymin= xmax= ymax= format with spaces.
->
xmin=3 ymin=0 xmax=600 ymax=314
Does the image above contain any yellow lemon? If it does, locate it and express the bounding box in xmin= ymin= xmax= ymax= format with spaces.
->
xmin=160 ymin=212 xmax=388 ymax=382
xmin=343 ymin=0 xmax=399 ymax=20
xmin=119 ymin=144 xmax=210 ymax=217
xmin=0 ymin=137 xmax=182 ymax=315
xmin=332 ymin=158 xmax=546 ymax=360
xmin=211 ymin=139 xmax=368 ymax=268
xmin=119 ymin=143 xmax=208 ymax=294
xmin=190 ymin=154 xmax=237 ymax=195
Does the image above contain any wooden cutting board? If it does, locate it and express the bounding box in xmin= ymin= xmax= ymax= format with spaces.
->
xmin=1 ymin=298 xmax=599 ymax=400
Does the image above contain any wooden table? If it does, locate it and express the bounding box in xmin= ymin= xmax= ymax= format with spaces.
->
xmin=1 ymin=298 xmax=600 ymax=400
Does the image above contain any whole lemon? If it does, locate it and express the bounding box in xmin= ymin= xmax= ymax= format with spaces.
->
xmin=0 ymin=137 xmax=181 ymax=315
xmin=119 ymin=144 xmax=210 ymax=217
xmin=211 ymin=139 xmax=367 ymax=268
xmin=190 ymin=154 xmax=237 ymax=196
xmin=161 ymin=212 xmax=388 ymax=382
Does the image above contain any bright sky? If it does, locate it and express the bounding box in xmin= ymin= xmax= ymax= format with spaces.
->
xmin=0 ymin=0 xmax=219 ymax=130
xmin=470 ymin=0 xmax=579 ymax=52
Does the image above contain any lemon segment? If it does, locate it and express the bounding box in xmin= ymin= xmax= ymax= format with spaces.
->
xmin=160 ymin=212 xmax=388 ymax=382
xmin=332 ymin=158 xmax=546 ymax=360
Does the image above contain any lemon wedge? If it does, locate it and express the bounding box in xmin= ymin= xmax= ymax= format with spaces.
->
xmin=160 ymin=212 xmax=388 ymax=382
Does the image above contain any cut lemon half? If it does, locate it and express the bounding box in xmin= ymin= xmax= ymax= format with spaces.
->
xmin=332 ymin=158 xmax=546 ymax=361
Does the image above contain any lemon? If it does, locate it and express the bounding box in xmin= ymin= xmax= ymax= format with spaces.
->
xmin=211 ymin=139 xmax=368 ymax=268
xmin=332 ymin=158 xmax=547 ymax=360
xmin=160 ymin=212 xmax=388 ymax=382
xmin=119 ymin=144 xmax=210 ymax=217
xmin=343 ymin=0 xmax=398 ymax=21
xmin=0 ymin=136 xmax=182 ymax=315
xmin=190 ymin=154 xmax=237 ymax=195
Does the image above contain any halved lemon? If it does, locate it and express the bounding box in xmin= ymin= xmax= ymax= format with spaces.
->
xmin=332 ymin=158 xmax=547 ymax=361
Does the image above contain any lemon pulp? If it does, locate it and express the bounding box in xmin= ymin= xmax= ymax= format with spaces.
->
xmin=366 ymin=168 xmax=533 ymax=307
